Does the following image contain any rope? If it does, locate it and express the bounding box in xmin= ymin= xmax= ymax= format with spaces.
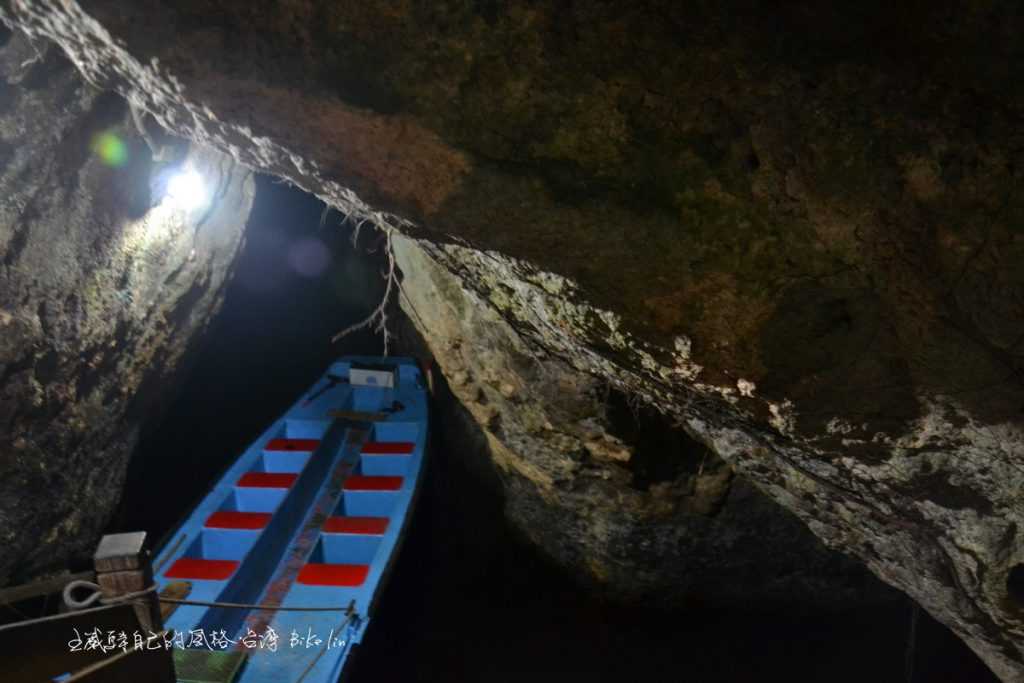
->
xmin=0 ymin=570 xmax=364 ymax=683
xmin=0 ymin=584 xmax=156 ymax=634
xmin=153 ymin=534 xmax=187 ymax=574
xmin=295 ymin=611 xmax=356 ymax=683
xmin=62 ymin=629 xmax=169 ymax=683
xmin=102 ymin=586 xmax=158 ymax=603
xmin=63 ymin=580 xmax=103 ymax=610
xmin=0 ymin=600 xmax=124 ymax=634
xmin=158 ymin=597 xmax=355 ymax=612
xmin=397 ymin=278 xmax=430 ymax=334
xmin=63 ymin=582 xmax=157 ymax=610
xmin=1 ymin=575 xmax=362 ymax=683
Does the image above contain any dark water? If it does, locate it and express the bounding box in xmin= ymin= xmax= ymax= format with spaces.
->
xmin=348 ymin=384 xmax=997 ymax=683
xmin=110 ymin=176 xmax=386 ymax=540
xmin=97 ymin=178 xmax=997 ymax=683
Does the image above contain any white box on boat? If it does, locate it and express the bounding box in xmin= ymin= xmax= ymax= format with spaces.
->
xmin=350 ymin=366 xmax=396 ymax=388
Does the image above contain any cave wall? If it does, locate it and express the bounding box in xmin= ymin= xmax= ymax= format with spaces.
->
xmin=393 ymin=233 xmax=893 ymax=609
xmin=394 ymin=232 xmax=1024 ymax=680
xmin=1 ymin=1 xmax=1022 ymax=679
xmin=0 ymin=27 xmax=254 ymax=583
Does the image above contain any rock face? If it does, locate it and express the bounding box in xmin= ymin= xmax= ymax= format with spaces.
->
xmin=0 ymin=27 xmax=254 ymax=584
xmin=1 ymin=1 xmax=1023 ymax=679
xmin=394 ymin=233 xmax=891 ymax=609
xmin=390 ymin=233 xmax=1024 ymax=678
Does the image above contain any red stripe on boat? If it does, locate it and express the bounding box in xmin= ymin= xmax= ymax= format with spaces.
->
xmin=322 ymin=516 xmax=389 ymax=535
xmin=264 ymin=438 xmax=320 ymax=452
xmin=164 ymin=558 xmax=239 ymax=581
xmin=297 ymin=563 xmax=369 ymax=587
xmin=204 ymin=511 xmax=272 ymax=530
xmin=343 ymin=475 xmax=403 ymax=491
xmin=360 ymin=441 xmax=415 ymax=455
xmin=236 ymin=472 xmax=297 ymax=488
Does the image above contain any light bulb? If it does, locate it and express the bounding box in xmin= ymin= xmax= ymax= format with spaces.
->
xmin=165 ymin=170 xmax=206 ymax=210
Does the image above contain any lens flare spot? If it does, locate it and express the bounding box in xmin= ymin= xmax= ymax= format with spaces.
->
xmin=287 ymin=238 xmax=331 ymax=278
xmin=165 ymin=170 xmax=207 ymax=210
xmin=91 ymin=131 xmax=127 ymax=167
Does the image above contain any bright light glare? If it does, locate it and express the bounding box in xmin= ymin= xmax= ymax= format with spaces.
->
xmin=165 ymin=170 xmax=206 ymax=210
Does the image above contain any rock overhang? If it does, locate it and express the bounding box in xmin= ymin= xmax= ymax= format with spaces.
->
xmin=1 ymin=1 xmax=1023 ymax=679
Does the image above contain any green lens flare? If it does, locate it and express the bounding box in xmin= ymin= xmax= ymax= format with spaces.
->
xmin=91 ymin=131 xmax=127 ymax=167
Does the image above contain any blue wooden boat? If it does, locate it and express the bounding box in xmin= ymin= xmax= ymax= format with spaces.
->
xmin=152 ymin=357 xmax=428 ymax=683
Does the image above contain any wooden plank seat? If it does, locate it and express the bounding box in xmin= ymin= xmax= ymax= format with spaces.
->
xmin=236 ymin=472 xmax=297 ymax=488
xmin=204 ymin=511 xmax=272 ymax=530
xmin=163 ymin=558 xmax=239 ymax=581
xmin=296 ymin=563 xmax=370 ymax=587
xmin=264 ymin=438 xmax=320 ymax=452
xmin=360 ymin=441 xmax=415 ymax=455
xmin=322 ymin=516 xmax=389 ymax=535
xmin=342 ymin=476 xmax=402 ymax=491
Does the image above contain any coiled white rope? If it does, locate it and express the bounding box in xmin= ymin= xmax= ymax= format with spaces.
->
xmin=0 ymin=584 xmax=156 ymax=635
xmin=62 ymin=580 xmax=104 ymax=610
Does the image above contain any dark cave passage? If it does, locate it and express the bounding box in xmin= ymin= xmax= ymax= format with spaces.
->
xmin=91 ymin=179 xmax=996 ymax=683
xmin=108 ymin=175 xmax=387 ymax=544
xmin=1009 ymin=565 xmax=1024 ymax=607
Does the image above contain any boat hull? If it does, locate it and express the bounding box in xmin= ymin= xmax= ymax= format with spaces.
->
xmin=152 ymin=357 xmax=429 ymax=683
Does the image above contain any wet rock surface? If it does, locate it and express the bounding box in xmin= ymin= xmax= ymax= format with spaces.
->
xmin=1 ymin=1 xmax=1023 ymax=678
xmin=0 ymin=28 xmax=253 ymax=584
xmin=393 ymin=233 xmax=893 ymax=610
